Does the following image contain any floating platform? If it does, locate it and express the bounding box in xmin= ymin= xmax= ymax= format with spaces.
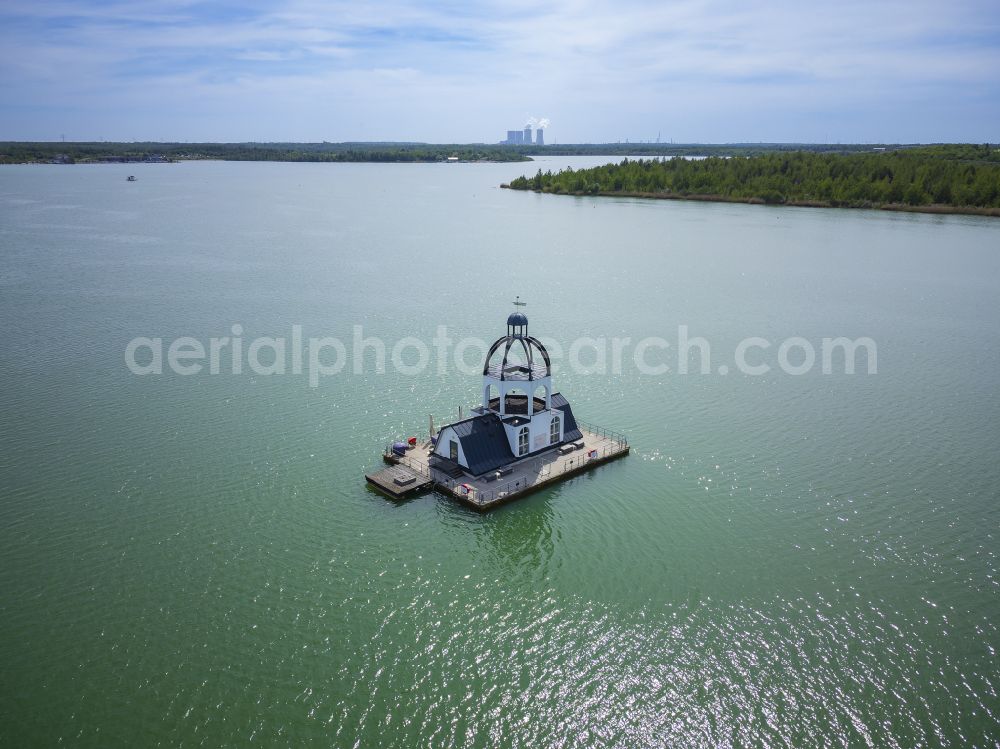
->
xmin=366 ymin=421 xmax=629 ymax=511
xmin=365 ymin=463 xmax=433 ymax=499
xmin=364 ymin=306 xmax=630 ymax=510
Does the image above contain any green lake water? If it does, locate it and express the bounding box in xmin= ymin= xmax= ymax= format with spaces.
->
xmin=1 ymin=158 xmax=998 ymax=747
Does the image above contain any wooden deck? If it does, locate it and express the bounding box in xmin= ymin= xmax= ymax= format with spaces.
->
xmin=365 ymin=463 xmax=433 ymax=499
xmin=368 ymin=423 xmax=629 ymax=510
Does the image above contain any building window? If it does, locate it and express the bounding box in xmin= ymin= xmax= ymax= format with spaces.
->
xmin=550 ymin=413 xmax=561 ymax=444
xmin=449 ymin=440 xmax=458 ymax=462
xmin=517 ymin=427 xmax=529 ymax=456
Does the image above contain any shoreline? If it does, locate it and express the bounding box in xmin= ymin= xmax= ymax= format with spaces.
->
xmin=499 ymin=185 xmax=1000 ymax=218
xmin=2 ymin=156 xmax=534 ymax=166
xmin=0 ymin=142 xmax=536 ymax=166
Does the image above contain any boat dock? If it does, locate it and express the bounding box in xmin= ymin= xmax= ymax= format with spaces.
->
xmin=364 ymin=462 xmax=433 ymax=499
xmin=366 ymin=419 xmax=629 ymax=510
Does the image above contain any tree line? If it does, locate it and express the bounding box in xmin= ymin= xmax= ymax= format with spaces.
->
xmin=505 ymin=145 xmax=1000 ymax=212
xmin=0 ymin=142 xmax=532 ymax=164
xmin=505 ymin=142 xmax=915 ymax=157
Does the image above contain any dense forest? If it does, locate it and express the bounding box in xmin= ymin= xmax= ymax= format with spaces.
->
xmin=504 ymin=145 xmax=1000 ymax=214
xmin=0 ymin=141 xmax=532 ymax=164
xmin=513 ymin=142 xmax=902 ymax=157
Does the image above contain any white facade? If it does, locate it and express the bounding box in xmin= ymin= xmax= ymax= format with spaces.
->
xmin=500 ymin=409 xmax=563 ymax=457
xmin=432 ymin=407 xmax=564 ymax=469
xmin=433 ymin=425 xmax=467 ymax=465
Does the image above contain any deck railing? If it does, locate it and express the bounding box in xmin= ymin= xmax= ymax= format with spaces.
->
xmin=456 ymin=439 xmax=629 ymax=506
xmin=383 ymin=446 xmax=433 ymax=480
xmin=576 ymin=419 xmax=629 ymax=447
xmin=385 ymin=446 xmax=465 ymax=489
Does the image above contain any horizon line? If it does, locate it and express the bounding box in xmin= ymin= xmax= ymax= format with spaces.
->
xmin=3 ymin=139 xmax=996 ymax=147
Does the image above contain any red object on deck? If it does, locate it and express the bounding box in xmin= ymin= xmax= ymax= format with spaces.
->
xmin=407 ymin=436 xmax=417 ymax=446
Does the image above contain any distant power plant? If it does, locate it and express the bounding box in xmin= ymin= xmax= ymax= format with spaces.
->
xmin=503 ymin=124 xmax=546 ymax=145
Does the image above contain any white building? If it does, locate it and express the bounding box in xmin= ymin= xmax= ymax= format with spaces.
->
xmin=431 ymin=307 xmax=583 ymax=477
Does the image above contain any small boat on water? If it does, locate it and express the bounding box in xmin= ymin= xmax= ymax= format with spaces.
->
xmin=126 ymin=175 xmax=136 ymax=181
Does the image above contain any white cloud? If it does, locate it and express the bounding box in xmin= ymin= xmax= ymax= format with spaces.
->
xmin=0 ymin=0 xmax=997 ymax=141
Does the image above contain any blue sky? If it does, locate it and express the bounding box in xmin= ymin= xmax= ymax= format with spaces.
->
xmin=1 ymin=0 xmax=998 ymax=143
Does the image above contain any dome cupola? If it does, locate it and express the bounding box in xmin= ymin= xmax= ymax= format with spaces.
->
xmin=506 ymin=311 xmax=528 ymax=335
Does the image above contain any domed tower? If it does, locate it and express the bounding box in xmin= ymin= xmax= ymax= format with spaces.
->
xmin=430 ymin=299 xmax=582 ymax=476
xmin=482 ymin=298 xmax=553 ymax=418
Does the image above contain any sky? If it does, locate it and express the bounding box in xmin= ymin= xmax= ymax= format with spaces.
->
xmin=1 ymin=0 xmax=998 ymax=144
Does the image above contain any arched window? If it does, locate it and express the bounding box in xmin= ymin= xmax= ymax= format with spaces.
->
xmin=517 ymin=427 xmax=529 ymax=456
xmin=550 ymin=413 xmax=561 ymax=444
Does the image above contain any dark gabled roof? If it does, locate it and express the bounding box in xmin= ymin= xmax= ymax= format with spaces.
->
xmin=551 ymin=392 xmax=583 ymax=442
xmin=448 ymin=413 xmax=514 ymax=476
xmin=437 ymin=393 xmax=583 ymax=476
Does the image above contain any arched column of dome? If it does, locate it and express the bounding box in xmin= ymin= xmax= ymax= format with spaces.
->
xmin=524 ymin=336 xmax=551 ymax=375
xmin=515 ymin=337 xmax=533 ymax=373
xmin=484 ymin=336 xmax=550 ymax=380
xmin=483 ymin=338 xmax=508 ymax=377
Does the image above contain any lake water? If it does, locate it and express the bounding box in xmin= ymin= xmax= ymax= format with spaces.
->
xmin=1 ymin=157 xmax=999 ymax=747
